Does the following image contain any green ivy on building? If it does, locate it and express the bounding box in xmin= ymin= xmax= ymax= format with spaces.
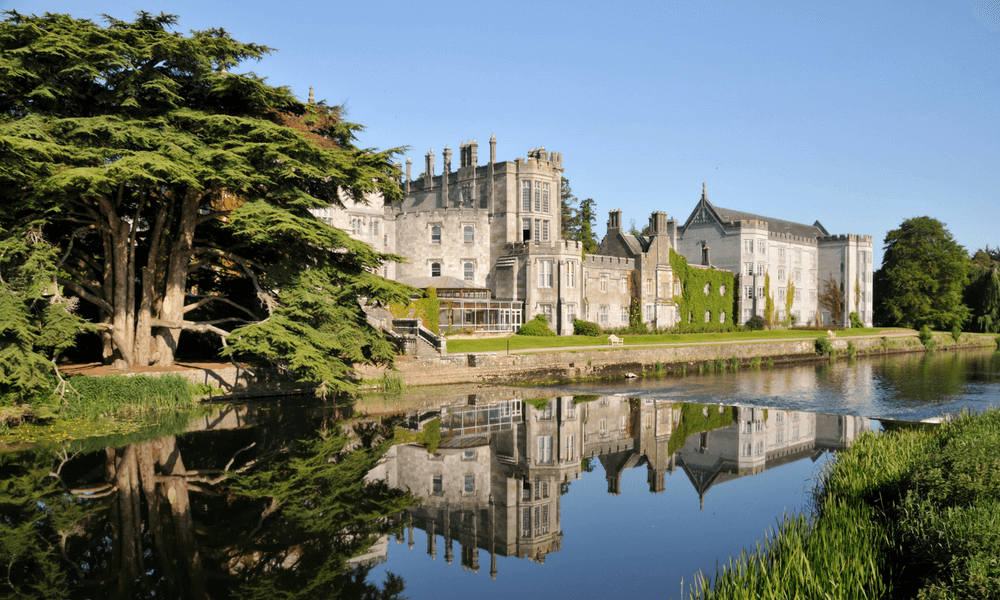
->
xmin=669 ymin=249 xmax=738 ymax=333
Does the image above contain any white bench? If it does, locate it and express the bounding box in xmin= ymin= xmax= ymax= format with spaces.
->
xmin=607 ymin=334 xmax=624 ymax=346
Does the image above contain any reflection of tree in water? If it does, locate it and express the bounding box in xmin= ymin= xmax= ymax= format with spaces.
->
xmin=878 ymin=351 xmax=992 ymax=403
xmin=0 ymin=416 xmax=416 ymax=599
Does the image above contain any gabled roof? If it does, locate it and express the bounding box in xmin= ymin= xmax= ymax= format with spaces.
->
xmin=681 ymin=184 xmax=829 ymax=239
xmin=620 ymin=233 xmax=651 ymax=255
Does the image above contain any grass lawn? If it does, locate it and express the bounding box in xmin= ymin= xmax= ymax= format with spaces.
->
xmin=446 ymin=327 xmax=915 ymax=354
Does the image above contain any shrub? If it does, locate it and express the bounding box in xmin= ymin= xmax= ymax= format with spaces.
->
xmin=849 ymin=311 xmax=864 ymax=328
xmin=517 ymin=314 xmax=555 ymax=336
xmin=918 ymin=325 xmax=933 ymax=346
xmin=847 ymin=341 xmax=857 ymax=359
xmin=573 ymin=318 xmax=602 ymax=336
xmin=815 ymin=338 xmax=833 ymax=355
xmin=745 ymin=315 xmax=766 ymax=331
xmin=996 ymin=335 xmax=1000 ymax=350
xmin=951 ymin=325 xmax=962 ymax=343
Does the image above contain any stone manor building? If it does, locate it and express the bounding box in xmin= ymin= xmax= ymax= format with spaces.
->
xmin=315 ymin=137 xmax=872 ymax=332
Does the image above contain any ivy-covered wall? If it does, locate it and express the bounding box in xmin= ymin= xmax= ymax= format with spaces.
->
xmin=669 ymin=249 xmax=737 ymax=332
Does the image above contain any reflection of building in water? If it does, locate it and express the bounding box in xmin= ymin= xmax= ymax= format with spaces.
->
xmin=371 ymin=396 xmax=868 ymax=575
xmin=676 ymin=407 xmax=870 ymax=509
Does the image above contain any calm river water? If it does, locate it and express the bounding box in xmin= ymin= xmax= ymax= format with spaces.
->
xmin=3 ymin=348 xmax=1000 ymax=599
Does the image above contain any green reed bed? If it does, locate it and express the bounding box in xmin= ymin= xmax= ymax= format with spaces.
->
xmin=687 ymin=410 xmax=1000 ymax=600
xmin=63 ymin=373 xmax=198 ymax=419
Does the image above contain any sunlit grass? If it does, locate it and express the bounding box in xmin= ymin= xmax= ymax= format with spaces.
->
xmin=447 ymin=328 xmax=914 ymax=354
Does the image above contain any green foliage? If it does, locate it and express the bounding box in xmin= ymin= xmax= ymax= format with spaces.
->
xmin=667 ymin=403 xmax=735 ymax=457
xmin=0 ymin=450 xmax=97 ymax=599
xmin=745 ymin=315 xmax=766 ymax=331
xmin=0 ymin=230 xmax=90 ymax=407
xmin=849 ymin=311 xmax=863 ymax=328
xmin=814 ymin=338 xmax=833 ymax=355
xmin=0 ymin=11 xmax=408 ymax=391
xmin=669 ymin=249 xmax=736 ymax=332
xmin=573 ymin=318 xmax=602 ymax=336
xmin=763 ymin=272 xmax=775 ymax=326
xmin=918 ymin=325 xmax=933 ymax=346
xmin=64 ymin=374 xmax=197 ymax=419
xmin=230 ymin=423 xmax=418 ymax=599
xmin=967 ymin=261 xmax=1000 ymax=333
xmin=847 ymin=341 xmax=857 ymax=359
xmin=517 ymin=314 xmax=556 ymax=336
xmin=418 ymin=287 xmax=440 ymax=335
xmin=785 ymin=279 xmax=795 ymax=327
xmin=874 ymin=216 xmax=971 ymax=330
xmin=378 ymin=371 xmax=404 ymax=394
xmin=951 ymin=325 xmax=962 ymax=343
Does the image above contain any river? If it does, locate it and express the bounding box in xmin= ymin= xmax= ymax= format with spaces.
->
xmin=2 ymin=348 xmax=999 ymax=599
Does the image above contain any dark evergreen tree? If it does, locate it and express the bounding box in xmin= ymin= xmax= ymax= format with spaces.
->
xmin=577 ymin=197 xmax=600 ymax=254
xmin=0 ymin=11 xmax=410 ymax=393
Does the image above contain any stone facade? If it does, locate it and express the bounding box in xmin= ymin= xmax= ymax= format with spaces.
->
xmin=313 ymin=139 xmax=872 ymax=334
xmin=674 ymin=184 xmax=874 ymax=326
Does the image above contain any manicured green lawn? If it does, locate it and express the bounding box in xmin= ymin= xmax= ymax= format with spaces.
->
xmin=445 ymin=328 xmax=915 ymax=354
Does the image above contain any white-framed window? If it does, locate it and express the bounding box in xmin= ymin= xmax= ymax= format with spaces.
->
xmin=431 ymin=225 xmax=441 ymax=244
xmin=743 ymin=308 xmax=752 ymax=321
xmin=432 ymin=474 xmax=443 ymax=494
xmin=463 ymin=225 xmax=474 ymax=244
xmin=538 ymin=260 xmax=553 ymax=288
xmin=535 ymin=219 xmax=541 ymax=242
xmin=534 ymin=183 xmax=541 ymax=212
xmin=755 ymin=441 xmax=764 ymax=455
xmin=776 ymin=430 xmax=784 ymax=444
xmin=542 ymin=182 xmax=550 ymax=213
xmin=537 ymin=436 xmax=553 ymax=464
xmin=621 ymin=277 xmax=628 ymax=293
xmin=809 ymin=310 xmax=816 ymax=323
xmin=646 ymin=304 xmax=654 ymax=321
xmin=794 ymin=249 xmax=801 ymax=263
xmin=745 ymin=286 xmax=753 ymax=299
xmin=757 ymin=263 xmax=765 ymax=276
xmin=567 ymin=303 xmax=576 ymax=324
xmin=720 ymin=284 xmax=726 ymax=295
xmin=521 ymin=507 xmax=531 ymax=538
xmin=464 ymin=261 xmax=474 ymax=281
xmin=795 ymin=269 xmax=801 ymax=283
xmin=431 ymin=262 xmax=441 ymax=277
xmin=372 ymin=220 xmax=379 ymax=237
xmin=758 ymin=240 xmax=766 ymax=253
xmin=646 ymin=279 xmax=653 ymax=294
xmin=704 ymin=310 xmax=710 ymax=323
xmin=745 ymin=262 xmax=754 ymax=276
xmin=756 ymin=287 xmax=764 ymax=299
xmin=463 ymin=449 xmax=477 ymax=460
xmin=542 ymin=220 xmax=550 ymax=241
xmin=522 ymin=218 xmax=532 ymax=242
xmin=464 ymin=475 xmax=475 ymax=494
xmin=541 ymin=303 xmax=554 ymax=324
xmin=794 ymin=289 xmax=801 ymax=301
xmin=567 ymin=262 xmax=576 ymax=288
xmin=779 ymin=247 xmax=786 ymax=260
xmin=565 ymin=434 xmax=575 ymax=460
xmin=599 ymin=305 xmax=609 ymax=324
xmin=351 ymin=217 xmax=363 ymax=236
xmin=600 ymin=275 xmax=608 ymax=292
xmin=778 ymin=288 xmax=786 ymax=300
xmin=744 ymin=240 xmax=754 ymax=253
xmin=809 ymin=289 xmax=817 ymax=301
xmin=620 ymin=307 xmax=629 ymax=323
xmin=742 ymin=443 xmax=752 ymax=456
xmin=778 ymin=267 xmax=785 ymax=281
xmin=720 ymin=310 xmax=726 ymax=323
xmin=522 ymin=181 xmax=531 ymax=211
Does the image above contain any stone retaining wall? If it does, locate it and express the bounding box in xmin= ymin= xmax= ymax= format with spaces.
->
xmin=358 ymin=336 xmax=996 ymax=387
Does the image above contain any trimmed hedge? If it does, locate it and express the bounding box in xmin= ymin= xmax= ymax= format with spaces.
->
xmin=573 ymin=319 xmax=602 ymax=336
xmin=516 ymin=314 xmax=556 ymax=336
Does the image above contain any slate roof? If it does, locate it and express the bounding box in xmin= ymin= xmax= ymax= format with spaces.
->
xmin=620 ymin=233 xmax=651 ymax=255
xmin=710 ymin=204 xmax=829 ymax=238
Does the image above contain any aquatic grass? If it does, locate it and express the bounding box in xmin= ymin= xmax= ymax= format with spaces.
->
xmin=64 ymin=374 xmax=197 ymax=419
xmin=693 ymin=500 xmax=896 ymax=600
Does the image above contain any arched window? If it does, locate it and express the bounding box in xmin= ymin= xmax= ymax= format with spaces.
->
xmin=464 ymin=225 xmax=474 ymax=244
xmin=704 ymin=310 xmax=711 ymax=323
xmin=464 ymin=262 xmax=474 ymax=281
xmin=431 ymin=226 xmax=441 ymax=244
xmin=703 ymin=283 xmax=710 ymax=295
xmin=431 ymin=262 xmax=441 ymax=277
xmin=720 ymin=284 xmax=726 ymax=296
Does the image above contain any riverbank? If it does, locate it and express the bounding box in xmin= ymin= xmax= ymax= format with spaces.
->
xmin=358 ymin=330 xmax=998 ymax=388
xmin=692 ymin=408 xmax=1000 ymax=599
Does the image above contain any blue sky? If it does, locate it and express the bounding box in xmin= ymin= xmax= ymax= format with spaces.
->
xmin=5 ymin=0 xmax=998 ymax=264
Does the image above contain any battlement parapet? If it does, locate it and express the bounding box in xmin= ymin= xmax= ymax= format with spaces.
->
xmin=584 ymin=254 xmax=636 ymax=269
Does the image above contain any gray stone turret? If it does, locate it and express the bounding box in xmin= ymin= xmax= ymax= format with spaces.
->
xmin=425 ymin=150 xmax=435 ymax=189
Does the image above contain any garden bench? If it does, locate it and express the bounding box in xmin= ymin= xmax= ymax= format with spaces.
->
xmin=607 ymin=334 xmax=624 ymax=346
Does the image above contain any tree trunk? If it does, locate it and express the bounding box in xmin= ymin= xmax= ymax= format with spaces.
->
xmin=135 ymin=200 xmax=170 ymax=366
xmin=154 ymin=190 xmax=200 ymax=366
